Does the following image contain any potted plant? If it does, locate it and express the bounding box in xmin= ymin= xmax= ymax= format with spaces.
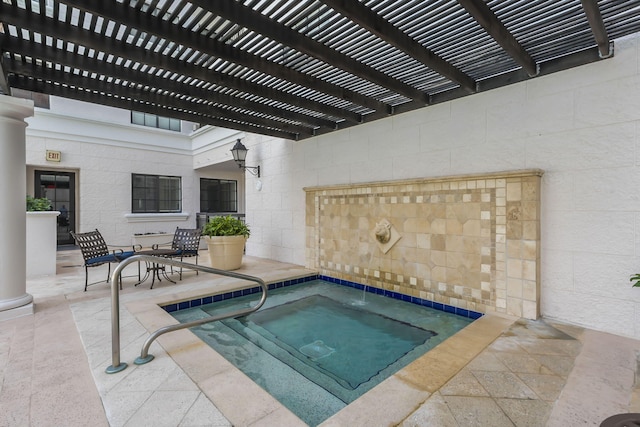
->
xmin=26 ymin=195 xmax=52 ymax=211
xmin=202 ymin=215 xmax=250 ymax=270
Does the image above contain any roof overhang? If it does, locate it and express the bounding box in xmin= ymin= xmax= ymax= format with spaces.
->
xmin=1 ymin=0 xmax=638 ymax=141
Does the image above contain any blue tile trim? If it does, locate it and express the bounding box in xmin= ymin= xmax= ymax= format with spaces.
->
xmin=161 ymin=274 xmax=319 ymax=312
xmin=163 ymin=274 xmax=484 ymax=320
xmin=317 ymin=275 xmax=483 ymax=320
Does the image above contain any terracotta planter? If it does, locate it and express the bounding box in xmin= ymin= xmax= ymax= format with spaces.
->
xmin=204 ymin=235 xmax=246 ymax=270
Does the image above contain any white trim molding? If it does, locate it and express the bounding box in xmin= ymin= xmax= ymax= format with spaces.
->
xmin=125 ymin=212 xmax=190 ymax=223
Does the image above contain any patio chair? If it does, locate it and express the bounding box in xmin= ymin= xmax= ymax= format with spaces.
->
xmin=71 ymin=229 xmax=138 ymax=291
xmin=157 ymin=227 xmax=202 ymax=280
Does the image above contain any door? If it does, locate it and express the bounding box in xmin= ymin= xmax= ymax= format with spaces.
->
xmin=35 ymin=171 xmax=76 ymax=246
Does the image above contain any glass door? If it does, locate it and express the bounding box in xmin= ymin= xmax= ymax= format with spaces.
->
xmin=35 ymin=171 xmax=76 ymax=246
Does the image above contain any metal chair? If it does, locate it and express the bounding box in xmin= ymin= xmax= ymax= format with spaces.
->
xmin=164 ymin=227 xmax=202 ymax=280
xmin=71 ymin=229 xmax=138 ymax=291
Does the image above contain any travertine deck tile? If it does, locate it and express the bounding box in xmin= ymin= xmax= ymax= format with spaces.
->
xmin=493 ymin=351 xmax=545 ymax=374
xmin=495 ymin=398 xmax=551 ymax=427
xmin=471 ymin=370 xmax=538 ymax=399
xmin=529 ymin=353 xmax=576 ymax=377
xmin=439 ymin=369 xmax=490 ymax=397
xmin=4 ymin=250 xmax=640 ymax=427
xmin=444 ymin=395 xmax=515 ymax=426
xmin=178 ymin=393 xmax=231 ymax=427
xmin=517 ymin=372 xmax=566 ymax=401
xmin=400 ymin=392 xmax=458 ymax=427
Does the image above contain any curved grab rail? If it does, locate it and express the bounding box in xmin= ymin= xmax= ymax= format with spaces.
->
xmin=106 ymin=254 xmax=267 ymax=374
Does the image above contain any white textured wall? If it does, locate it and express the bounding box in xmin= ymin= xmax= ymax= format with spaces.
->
xmin=25 ymin=102 xmax=200 ymax=245
xmin=244 ymin=32 xmax=640 ymax=339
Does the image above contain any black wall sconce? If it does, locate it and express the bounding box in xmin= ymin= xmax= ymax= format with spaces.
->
xmin=230 ymin=139 xmax=260 ymax=177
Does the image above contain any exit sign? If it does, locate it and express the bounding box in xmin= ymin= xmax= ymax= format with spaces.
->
xmin=46 ymin=150 xmax=61 ymax=162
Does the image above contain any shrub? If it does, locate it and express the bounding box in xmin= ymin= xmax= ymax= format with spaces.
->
xmin=26 ymin=195 xmax=52 ymax=211
xmin=202 ymin=215 xmax=250 ymax=237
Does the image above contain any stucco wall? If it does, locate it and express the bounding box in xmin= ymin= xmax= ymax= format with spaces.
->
xmin=243 ymin=32 xmax=640 ymax=339
xmin=25 ymin=103 xmax=202 ymax=246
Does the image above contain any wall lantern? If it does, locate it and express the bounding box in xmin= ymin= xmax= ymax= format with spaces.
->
xmin=230 ymin=139 xmax=260 ymax=177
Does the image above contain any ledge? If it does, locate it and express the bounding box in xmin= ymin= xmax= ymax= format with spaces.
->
xmin=303 ymin=169 xmax=544 ymax=192
xmin=125 ymin=212 xmax=190 ymax=223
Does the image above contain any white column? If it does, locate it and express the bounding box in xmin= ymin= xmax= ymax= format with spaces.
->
xmin=0 ymin=95 xmax=34 ymax=321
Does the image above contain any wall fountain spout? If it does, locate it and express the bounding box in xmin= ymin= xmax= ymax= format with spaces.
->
xmin=372 ymin=218 xmax=401 ymax=254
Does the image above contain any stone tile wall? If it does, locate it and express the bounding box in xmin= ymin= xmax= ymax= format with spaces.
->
xmin=305 ymin=170 xmax=542 ymax=319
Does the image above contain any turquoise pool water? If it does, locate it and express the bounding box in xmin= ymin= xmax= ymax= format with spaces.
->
xmin=171 ymin=280 xmax=473 ymax=426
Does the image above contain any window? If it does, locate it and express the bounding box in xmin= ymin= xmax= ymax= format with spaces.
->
xmin=132 ymin=174 xmax=182 ymax=213
xmin=131 ymin=111 xmax=181 ymax=131
xmin=200 ymin=178 xmax=237 ymax=213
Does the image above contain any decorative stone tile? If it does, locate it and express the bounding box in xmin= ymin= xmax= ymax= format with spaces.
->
xmin=507 ymin=278 xmax=523 ymax=298
xmin=305 ymin=170 xmax=542 ymax=319
xmin=523 ymin=240 xmax=537 ymax=260
xmin=507 ymin=298 xmax=523 ymax=317
xmin=523 ymin=281 xmax=537 ymax=301
xmin=506 ymin=182 xmax=522 ymax=201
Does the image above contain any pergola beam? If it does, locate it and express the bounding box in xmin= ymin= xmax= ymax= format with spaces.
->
xmin=198 ymin=0 xmax=430 ymax=104
xmin=457 ymin=0 xmax=538 ymax=77
xmin=0 ymin=62 xmax=9 ymax=95
xmin=8 ymin=74 xmax=300 ymax=141
xmin=0 ymin=0 xmax=631 ymax=142
xmin=580 ymin=0 xmax=612 ymax=58
xmin=3 ymin=39 xmax=337 ymax=131
xmin=0 ymin=3 xmax=362 ymax=124
xmin=322 ymin=0 xmax=477 ymax=94
xmin=6 ymin=60 xmax=315 ymax=136
xmin=0 ymin=33 xmax=10 ymax=95
xmin=61 ymin=0 xmax=391 ymax=114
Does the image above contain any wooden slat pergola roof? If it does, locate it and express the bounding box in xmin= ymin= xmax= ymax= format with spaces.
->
xmin=1 ymin=0 xmax=640 ymax=141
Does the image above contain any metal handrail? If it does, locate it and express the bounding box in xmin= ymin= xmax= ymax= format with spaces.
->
xmin=106 ymin=254 xmax=267 ymax=374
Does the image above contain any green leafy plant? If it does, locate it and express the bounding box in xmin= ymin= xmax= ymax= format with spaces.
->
xmin=202 ymin=215 xmax=250 ymax=238
xmin=26 ymin=195 xmax=52 ymax=211
xmin=631 ymin=274 xmax=640 ymax=287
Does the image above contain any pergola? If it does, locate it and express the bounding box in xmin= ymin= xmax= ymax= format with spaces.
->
xmin=1 ymin=0 xmax=640 ymax=142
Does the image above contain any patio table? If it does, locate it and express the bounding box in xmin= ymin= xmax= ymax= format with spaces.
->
xmin=135 ymin=249 xmax=180 ymax=288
